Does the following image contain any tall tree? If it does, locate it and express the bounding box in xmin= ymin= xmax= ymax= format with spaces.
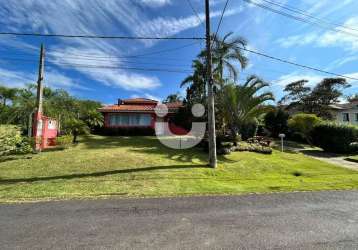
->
xmin=218 ymin=75 xmax=274 ymax=136
xmin=211 ymin=32 xmax=248 ymax=82
xmin=280 ymin=78 xmax=350 ymax=119
xmin=0 ymin=86 xmax=18 ymax=106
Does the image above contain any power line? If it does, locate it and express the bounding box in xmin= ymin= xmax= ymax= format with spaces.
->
xmin=0 ymin=31 xmax=205 ymax=40
xmin=213 ymin=0 xmax=230 ymax=42
xmin=259 ymin=0 xmax=358 ymax=33
xmin=185 ymin=0 xmax=204 ymax=27
xmin=46 ymin=41 xmax=201 ymax=59
xmin=240 ymin=46 xmax=358 ymax=81
xmin=0 ymin=57 xmax=193 ymax=74
xmin=243 ymin=0 xmax=358 ymax=39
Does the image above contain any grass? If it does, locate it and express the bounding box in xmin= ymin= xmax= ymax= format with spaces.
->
xmin=0 ymin=135 xmax=357 ymax=202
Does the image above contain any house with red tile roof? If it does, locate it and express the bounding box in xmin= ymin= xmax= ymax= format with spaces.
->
xmin=98 ymin=98 xmax=186 ymax=134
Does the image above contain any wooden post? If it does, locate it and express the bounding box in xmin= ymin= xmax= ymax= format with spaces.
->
xmin=205 ymin=0 xmax=217 ymax=168
xmin=34 ymin=44 xmax=45 ymax=151
xmin=36 ymin=44 xmax=45 ymax=114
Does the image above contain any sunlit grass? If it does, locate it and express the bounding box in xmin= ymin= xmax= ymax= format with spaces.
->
xmin=0 ymin=135 xmax=357 ymax=202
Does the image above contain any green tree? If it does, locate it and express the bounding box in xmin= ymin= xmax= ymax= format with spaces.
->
xmin=288 ymin=113 xmax=322 ymax=144
xmin=280 ymin=78 xmax=350 ymax=119
xmin=66 ymin=119 xmax=89 ymax=143
xmin=181 ymin=59 xmax=207 ymax=104
xmin=163 ymin=93 xmax=182 ymax=103
xmin=84 ymin=110 xmax=104 ymax=131
xmin=219 ymin=75 xmax=274 ymax=138
xmin=264 ymin=109 xmax=289 ymax=137
xmin=0 ymin=86 xmax=18 ymax=106
xmin=211 ymin=32 xmax=248 ymax=82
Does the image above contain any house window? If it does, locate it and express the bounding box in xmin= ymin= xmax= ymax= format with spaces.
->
xmin=356 ymin=113 xmax=358 ymax=122
xmin=342 ymin=113 xmax=350 ymax=122
xmin=109 ymin=114 xmax=151 ymax=126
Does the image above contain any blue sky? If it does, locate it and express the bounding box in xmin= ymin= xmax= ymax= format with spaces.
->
xmin=0 ymin=0 xmax=357 ymax=104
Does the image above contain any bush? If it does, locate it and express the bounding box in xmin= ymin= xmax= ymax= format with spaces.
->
xmin=239 ymin=119 xmax=258 ymax=140
xmin=288 ymin=113 xmax=322 ymax=143
xmin=99 ymin=127 xmax=155 ymax=136
xmin=0 ymin=125 xmax=33 ymax=156
xmin=264 ymin=109 xmax=289 ymax=137
xmin=56 ymin=135 xmax=73 ymax=149
xmin=311 ymin=122 xmax=358 ymax=153
xmin=235 ymin=143 xmax=272 ymax=154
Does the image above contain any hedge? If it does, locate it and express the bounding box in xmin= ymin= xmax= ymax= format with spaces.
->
xmin=311 ymin=122 xmax=358 ymax=153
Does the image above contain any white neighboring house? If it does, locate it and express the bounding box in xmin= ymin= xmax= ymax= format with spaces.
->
xmin=329 ymin=99 xmax=358 ymax=125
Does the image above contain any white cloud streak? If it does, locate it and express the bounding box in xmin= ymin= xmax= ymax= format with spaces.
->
xmin=0 ymin=0 xmax=238 ymax=93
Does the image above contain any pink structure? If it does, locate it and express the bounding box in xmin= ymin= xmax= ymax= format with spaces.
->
xmin=33 ymin=112 xmax=58 ymax=150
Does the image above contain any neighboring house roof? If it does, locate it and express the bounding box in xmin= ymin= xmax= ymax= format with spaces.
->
xmin=98 ymin=98 xmax=183 ymax=113
xmin=329 ymin=100 xmax=358 ymax=110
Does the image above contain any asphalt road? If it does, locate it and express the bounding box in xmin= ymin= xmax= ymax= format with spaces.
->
xmin=1 ymin=191 xmax=358 ymax=249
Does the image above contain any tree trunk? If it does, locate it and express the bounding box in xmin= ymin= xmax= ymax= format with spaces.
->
xmin=73 ymin=131 xmax=78 ymax=143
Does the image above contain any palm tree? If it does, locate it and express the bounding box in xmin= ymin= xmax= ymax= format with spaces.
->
xmin=0 ymin=86 xmax=18 ymax=106
xmin=66 ymin=119 xmax=89 ymax=143
xmin=84 ymin=110 xmax=104 ymax=131
xmin=200 ymin=32 xmax=248 ymax=83
xmin=219 ymin=75 xmax=274 ymax=137
xmin=180 ymin=59 xmax=207 ymax=103
xmin=163 ymin=93 xmax=182 ymax=103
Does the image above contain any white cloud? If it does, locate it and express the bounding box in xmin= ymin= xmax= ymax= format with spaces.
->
xmin=276 ymin=16 xmax=358 ymax=52
xmin=274 ymin=72 xmax=323 ymax=87
xmin=0 ymin=0 xmax=238 ymax=92
xmin=144 ymin=93 xmax=161 ymax=101
xmin=276 ymin=33 xmax=318 ymax=48
xmin=140 ymin=0 xmax=171 ymax=7
xmin=130 ymin=93 xmax=161 ymax=101
xmin=45 ymin=70 xmax=91 ymax=91
xmin=325 ymin=55 xmax=358 ymax=71
xmin=0 ymin=68 xmax=35 ymax=88
xmin=0 ymin=66 xmax=88 ymax=91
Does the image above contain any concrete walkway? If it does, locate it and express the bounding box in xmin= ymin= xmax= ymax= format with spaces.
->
xmin=300 ymin=149 xmax=358 ymax=171
xmin=281 ymin=141 xmax=358 ymax=171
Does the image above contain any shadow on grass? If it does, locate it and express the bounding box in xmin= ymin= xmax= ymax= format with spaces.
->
xmin=345 ymin=158 xmax=358 ymax=164
xmin=0 ymin=155 xmax=33 ymax=164
xmin=81 ymin=135 xmax=235 ymax=164
xmin=0 ymin=164 xmax=209 ymax=185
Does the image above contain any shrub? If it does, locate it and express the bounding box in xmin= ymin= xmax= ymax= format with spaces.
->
xmin=0 ymin=125 xmax=33 ymax=156
xmin=288 ymin=113 xmax=322 ymax=143
xmin=235 ymin=143 xmax=272 ymax=154
xmin=311 ymin=122 xmax=358 ymax=153
xmin=56 ymin=135 xmax=73 ymax=149
xmin=264 ymin=109 xmax=289 ymax=137
xmin=239 ymin=119 xmax=258 ymax=140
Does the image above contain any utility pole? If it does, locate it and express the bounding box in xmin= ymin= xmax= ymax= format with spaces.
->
xmin=36 ymin=44 xmax=45 ymax=114
xmin=34 ymin=44 xmax=45 ymax=151
xmin=205 ymin=0 xmax=217 ymax=168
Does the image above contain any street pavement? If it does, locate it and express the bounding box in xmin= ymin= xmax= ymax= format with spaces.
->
xmin=0 ymin=191 xmax=358 ymax=249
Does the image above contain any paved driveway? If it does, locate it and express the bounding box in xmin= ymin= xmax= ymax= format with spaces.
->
xmin=300 ymin=150 xmax=358 ymax=171
xmin=1 ymin=191 xmax=358 ymax=249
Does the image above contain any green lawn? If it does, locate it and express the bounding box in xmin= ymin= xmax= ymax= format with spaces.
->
xmin=0 ymin=135 xmax=357 ymax=202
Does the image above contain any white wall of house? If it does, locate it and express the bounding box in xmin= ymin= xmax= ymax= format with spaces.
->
xmin=333 ymin=109 xmax=358 ymax=125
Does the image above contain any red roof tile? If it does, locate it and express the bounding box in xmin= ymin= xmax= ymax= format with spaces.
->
xmin=98 ymin=99 xmax=183 ymax=113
